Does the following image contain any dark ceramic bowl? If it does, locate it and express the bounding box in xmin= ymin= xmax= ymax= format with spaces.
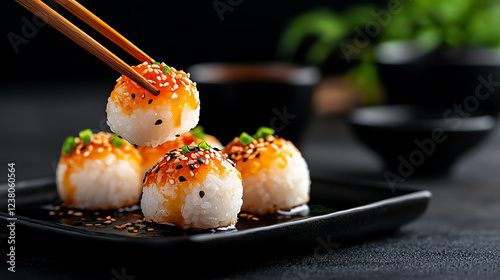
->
xmin=349 ymin=105 xmax=496 ymax=176
xmin=188 ymin=63 xmax=320 ymax=146
xmin=375 ymin=41 xmax=500 ymax=115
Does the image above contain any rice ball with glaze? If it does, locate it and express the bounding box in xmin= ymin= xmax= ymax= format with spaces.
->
xmin=137 ymin=126 xmax=222 ymax=177
xmin=224 ymin=128 xmax=310 ymax=215
xmin=56 ymin=130 xmax=142 ymax=210
xmin=107 ymin=61 xmax=200 ymax=147
xmin=141 ymin=142 xmax=242 ymax=230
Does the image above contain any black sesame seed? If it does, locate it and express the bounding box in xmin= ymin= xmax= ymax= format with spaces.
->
xmin=232 ymin=163 xmax=237 ymax=167
xmin=175 ymin=134 xmax=180 ymax=137
xmin=131 ymin=93 xmax=136 ymax=99
xmin=243 ymin=158 xmax=248 ymax=162
xmin=148 ymin=99 xmax=153 ymax=104
xmin=179 ymin=176 xmax=187 ymax=182
xmin=155 ymin=119 xmax=163 ymax=125
xmin=189 ymin=164 xmax=195 ymax=170
xmin=199 ymin=191 xmax=205 ymax=198
xmin=80 ymin=145 xmax=86 ymax=151
xmin=197 ymin=158 xmax=204 ymax=164
xmin=213 ymin=147 xmax=221 ymax=151
xmin=176 ymin=164 xmax=183 ymax=169
xmin=256 ymin=153 xmax=260 ymax=158
xmin=155 ymin=168 xmax=160 ymax=173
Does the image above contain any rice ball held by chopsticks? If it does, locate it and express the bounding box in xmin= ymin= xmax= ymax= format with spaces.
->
xmin=56 ymin=130 xmax=143 ymax=210
xmin=224 ymin=127 xmax=311 ymax=215
xmin=107 ymin=61 xmax=200 ymax=147
xmin=141 ymin=142 xmax=242 ymax=230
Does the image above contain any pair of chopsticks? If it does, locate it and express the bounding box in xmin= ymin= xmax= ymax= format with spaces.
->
xmin=15 ymin=0 xmax=160 ymax=95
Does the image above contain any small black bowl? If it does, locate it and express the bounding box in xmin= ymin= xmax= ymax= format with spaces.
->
xmin=188 ymin=63 xmax=320 ymax=146
xmin=349 ymin=105 xmax=496 ymax=177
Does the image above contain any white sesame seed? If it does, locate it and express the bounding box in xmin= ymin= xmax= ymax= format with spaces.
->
xmin=152 ymin=64 xmax=160 ymax=69
xmin=174 ymin=158 xmax=180 ymax=163
xmin=169 ymin=179 xmax=175 ymax=184
xmin=191 ymin=154 xmax=197 ymax=159
xmin=148 ymin=68 xmax=153 ymax=72
xmin=173 ymin=84 xmax=179 ymax=90
xmin=190 ymin=171 xmax=194 ymax=177
xmin=188 ymin=160 xmax=195 ymax=165
xmin=147 ymin=65 xmax=152 ymax=68
xmin=154 ymin=69 xmax=160 ymax=74
xmin=172 ymin=93 xmax=178 ymax=99
xmin=97 ymin=148 xmax=103 ymax=153
xmin=123 ymin=92 xmax=129 ymax=96
xmin=164 ymin=82 xmax=169 ymax=86
xmin=83 ymin=151 xmax=90 ymax=157
xmin=205 ymin=154 xmax=210 ymax=159
xmin=156 ymin=76 xmax=161 ymax=81
xmin=162 ymin=74 xmax=167 ymax=81
xmin=142 ymin=61 xmax=148 ymax=66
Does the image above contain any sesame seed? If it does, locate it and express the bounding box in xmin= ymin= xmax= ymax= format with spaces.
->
xmin=155 ymin=119 xmax=163 ymax=125
xmin=148 ymin=99 xmax=153 ymax=104
xmin=166 ymin=169 xmax=175 ymax=174
xmin=176 ymin=164 xmax=183 ymax=169
xmin=147 ymin=228 xmax=155 ymax=232
xmin=141 ymin=93 xmax=145 ymax=99
xmin=169 ymin=179 xmax=175 ymax=184
xmin=190 ymin=171 xmax=194 ymax=177
xmin=179 ymin=176 xmax=187 ymax=182
xmin=156 ymin=76 xmax=161 ymax=81
xmin=83 ymin=151 xmax=90 ymax=157
xmin=199 ymin=190 xmax=205 ymax=198
xmin=205 ymin=159 xmax=210 ymax=165
xmin=189 ymin=164 xmax=195 ymax=170
xmin=198 ymin=158 xmax=204 ymax=164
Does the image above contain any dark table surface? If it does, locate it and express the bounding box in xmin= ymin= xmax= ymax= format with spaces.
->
xmin=1 ymin=81 xmax=500 ymax=279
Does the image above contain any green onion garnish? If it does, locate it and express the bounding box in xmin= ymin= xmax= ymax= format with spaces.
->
xmin=253 ymin=126 xmax=275 ymax=139
xmin=239 ymin=132 xmax=254 ymax=146
xmin=163 ymin=65 xmax=170 ymax=74
xmin=152 ymin=61 xmax=161 ymax=65
xmin=62 ymin=136 xmax=76 ymax=155
xmin=198 ymin=141 xmax=211 ymax=150
xmin=182 ymin=145 xmax=190 ymax=154
xmin=78 ymin=129 xmax=93 ymax=144
xmin=112 ymin=133 xmax=124 ymax=148
xmin=191 ymin=126 xmax=205 ymax=140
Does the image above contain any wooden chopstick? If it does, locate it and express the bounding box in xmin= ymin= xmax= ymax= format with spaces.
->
xmin=53 ymin=0 xmax=152 ymax=63
xmin=14 ymin=0 xmax=159 ymax=95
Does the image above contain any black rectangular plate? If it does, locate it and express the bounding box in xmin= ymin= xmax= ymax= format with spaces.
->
xmin=0 ymin=178 xmax=430 ymax=278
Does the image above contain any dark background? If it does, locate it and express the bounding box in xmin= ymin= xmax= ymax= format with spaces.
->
xmin=1 ymin=0 xmax=384 ymax=82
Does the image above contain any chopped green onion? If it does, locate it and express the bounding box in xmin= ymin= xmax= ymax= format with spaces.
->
xmin=152 ymin=61 xmax=161 ymax=65
xmin=62 ymin=136 xmax=76 ymax=155
xmin=253 ymin=126 xmax=275 ymax=139
xmin=112 ymin=133 xmax=124 ymax=148
xmin=182 ymin=145 xmax=190 ymax=154
xmin=239 ymin=132 xmax=254 ymax=146
xmin=198 ymin=141 xmax=211 ymax=150
xmin=78 ymin=129 xmax=93 ymax=144
xmin=163 ymin=65 xmax=170 ymax=74
xmin=191 ymin=126 xmax=205 ymax=140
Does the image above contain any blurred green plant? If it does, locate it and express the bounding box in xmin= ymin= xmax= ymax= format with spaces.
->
xmin=278 ymin=0 xmax=500 ymax=105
